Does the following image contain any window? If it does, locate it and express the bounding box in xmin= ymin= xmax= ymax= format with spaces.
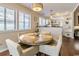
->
xmin=24 ymin=14 xmax=31 ymax=29
xmin=39 ymin=17 xmax=46 ymax=26
xmin=39 ymin=17 xmax=49 ymax=26
xmin=45 ymin=19 xmax=49 ymax=25
xmin=0 ymin=7 xmax=5 ymax=31
xmin=19 ymin=12 xmax=24 ymax=30
xmin=19 ymin=12 xmax=31 ymax=30
xmin=6 ymin=8 xmax=15 ymax=31
xmin=0 ymin=7 xmax=16 ymax=31
xmin=0 ymin=6 xmax=31 ymax=32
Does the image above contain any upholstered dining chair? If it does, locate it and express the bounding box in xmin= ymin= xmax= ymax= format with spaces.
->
xmin=39 ymin=35 xmax=62 ymax=56
xmin=6 ymin=39 xmax=39 ymax=56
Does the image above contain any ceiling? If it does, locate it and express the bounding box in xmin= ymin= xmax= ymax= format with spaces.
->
xmin=21 ymin=3 xmax=78 ymax=17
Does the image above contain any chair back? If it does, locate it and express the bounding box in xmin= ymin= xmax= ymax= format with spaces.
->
xmin=6 ymin=39 xmax=22 ymax=56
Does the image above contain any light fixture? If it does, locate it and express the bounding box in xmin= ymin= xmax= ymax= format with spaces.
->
xmin=32 ymin=3 xmax=43 ymax=12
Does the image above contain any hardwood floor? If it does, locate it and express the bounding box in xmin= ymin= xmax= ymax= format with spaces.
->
xmin=60 ymin=36 xmax=79 ymax=56
xmin=60 ymin=36 xmax=75 ymax=56
xmin=1 ymin=36 xmax=79 ymax=56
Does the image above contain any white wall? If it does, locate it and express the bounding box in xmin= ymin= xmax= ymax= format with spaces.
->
xmin=63 ymin=14 xmax=74 ymax=38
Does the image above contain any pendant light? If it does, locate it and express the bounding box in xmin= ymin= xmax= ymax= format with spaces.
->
xmin=32 ymin=3 xmax=43 ymax=12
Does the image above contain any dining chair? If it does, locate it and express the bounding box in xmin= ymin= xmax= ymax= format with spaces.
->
xmin=5 ymin=39 xmax=39 ymax=56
